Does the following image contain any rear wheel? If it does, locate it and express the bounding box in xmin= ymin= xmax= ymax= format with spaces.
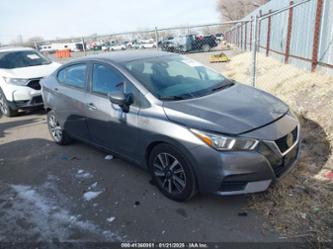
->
xmin=149 ymin=144 xmax=197 ymax=201
xmin=0 ymin=88 xmax=18 ymax=117
xmin=47 ymin=110 xmax=72 ymax=145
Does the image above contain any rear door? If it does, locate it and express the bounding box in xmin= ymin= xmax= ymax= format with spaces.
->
xmin=54 ymin=63 xmax=91 ymax=141
xmin=85 ymin=62 xmax=142 ymax=159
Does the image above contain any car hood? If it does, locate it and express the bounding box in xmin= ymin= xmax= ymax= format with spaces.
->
xmin=0 ymin=62 xmax=60 ymax=79
xmin=162 ymin=83 xmax=289 ymax=135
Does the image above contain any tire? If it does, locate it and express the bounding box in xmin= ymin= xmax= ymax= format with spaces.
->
xmin=47 ymin=110 xmax=72 ymax=145
xmin=0 ymin=87 xmax=18 ymax=117
xmin=179 ymin=46 xmax=187 ymax=53
xmin=149 ymin=144 xmax=197 ymax=201
xmin=202 ymin=44 xmax=210 ymax=52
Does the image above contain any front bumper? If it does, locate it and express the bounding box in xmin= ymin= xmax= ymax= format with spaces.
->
xmin=3 ymin=80 xmax=44 ymax=110
xmin=191 ymin=139 xmax=301 ymax=195
xmin=8 ymin=95 xmax=43 ymax=110
xmin=216 ymin=141 xmax=301 ymax=195
xmin=189 ymin=115 xmax=301 ymax=195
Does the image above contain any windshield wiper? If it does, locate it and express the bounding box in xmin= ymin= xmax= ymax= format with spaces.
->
xmin=160 ymin=92 xmax=197 ymax=101
xmin=211 ymin=82 xmax=234 ymax=92
xmin=159 ymin=96 xmax=185 ymax=101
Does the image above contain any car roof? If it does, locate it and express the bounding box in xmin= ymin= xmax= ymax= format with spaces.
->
xmin=0 ymin=46 xmax=35 ymax=52
xmin=75 ymin=50 xmax=174 ymax=64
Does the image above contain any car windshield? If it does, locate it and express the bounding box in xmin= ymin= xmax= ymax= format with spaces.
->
xmin=124 ymin=55 xmax=233 ymax=100
xmin=0 ymin=50 xmax=51 ymax=69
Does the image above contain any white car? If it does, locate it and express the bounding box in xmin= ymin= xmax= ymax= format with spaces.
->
xmin=0 ymin=47 xmax=60 ymax=117
xmin=140 ymin=40 xmax=157 ymax=49
xmin=101 ymin=45 xmax=109 ymax=51
xmin=110 ymin=44 xmax=126 ymax=51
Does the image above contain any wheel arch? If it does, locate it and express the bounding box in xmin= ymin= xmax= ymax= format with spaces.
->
xmin=144 ymin=136 xmax=200 ymax=188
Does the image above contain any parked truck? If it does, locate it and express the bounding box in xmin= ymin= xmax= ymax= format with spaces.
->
xmin=161 ymin=34 xmax=218 ymax=53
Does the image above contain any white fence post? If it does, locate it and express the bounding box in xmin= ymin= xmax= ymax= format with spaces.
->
xmin=251 ymin=15 xmax=259 ymax=87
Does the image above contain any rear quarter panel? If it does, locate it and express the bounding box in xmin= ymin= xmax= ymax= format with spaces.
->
xmin=40 ymin=74 xmax=60 ymax=111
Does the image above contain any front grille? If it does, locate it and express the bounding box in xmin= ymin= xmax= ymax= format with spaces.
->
xmin=31 ymin=96 xmax=43 ymax=104
xmin=275 ymin=127 xmax=298 ymax=153
xmin=258 ymin=138 xmax=299 ymax=178
xmin=27 ymin=79 xmax=41 ymax=90
xmin=273 ymin=145 xmax=299 ymax=177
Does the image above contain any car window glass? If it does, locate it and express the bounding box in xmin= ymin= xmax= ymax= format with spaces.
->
xmin=166 ymin=60 xmax=200 ymax=78
xmin=124 ymin=55 xmax=226 ymax=99
xmin=58 ymin=64 xmax=87 ymax=88
xmin=92 ymin=64 xmax=124 ymax=95
xmin=0 ymin=50 xmax=51 ymax=69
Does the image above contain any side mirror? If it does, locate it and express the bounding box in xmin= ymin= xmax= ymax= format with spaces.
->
xmin=108 ymin=91 xmax=133 ymax=113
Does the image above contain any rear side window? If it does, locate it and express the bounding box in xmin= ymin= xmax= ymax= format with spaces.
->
xmin=92 ymin=64 xmax=125 ymax=95
xmin=58 ymin=64 xmax=87 ymax=88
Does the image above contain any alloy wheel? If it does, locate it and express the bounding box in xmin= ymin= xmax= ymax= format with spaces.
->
xmin=48 ymin=114 xmax=63 ymax=142
xmin=153 ymin=153 xmax=187 ymax=194
xmin=0 ymin=91 xmax=8 ymax=115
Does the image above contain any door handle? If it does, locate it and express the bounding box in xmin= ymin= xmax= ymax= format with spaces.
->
xmin=54 ymin=87 xmax=59 ymax=92
xmin=87 ymin=103 xmax=97 ymax=110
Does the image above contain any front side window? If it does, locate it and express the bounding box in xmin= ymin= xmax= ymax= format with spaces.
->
xmin=0 ymin=50 xmax=51 ymax=69
xmin=124 ymin=55 xmax=230 ymax=100
xmin=58 ymin=64 xmax=87 ymax=88
xmin=92 ymin=64 xmax=124 ymax=95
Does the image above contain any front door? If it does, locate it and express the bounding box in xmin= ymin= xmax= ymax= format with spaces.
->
xmin=85 ymin=63 xmax=140 ymax=159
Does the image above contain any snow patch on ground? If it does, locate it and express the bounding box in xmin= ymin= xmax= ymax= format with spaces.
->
xmin=106 ymin=217 xmax=116 ymax=223
xmin=88 ymin=182 xmax=98 ymax=190
xmin=83 ymin=191 xmax=103 ymax=201
xmin=0 ymin=179 xmax=121 ymax=242
xmin=105 ymin=155 xmax=114 ymax=160
xmin=75 ymin=169 xmax=93 ymax=179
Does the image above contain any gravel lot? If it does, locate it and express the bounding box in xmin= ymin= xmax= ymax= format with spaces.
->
xmin=0 ymin=50 xmax=280 ymax=243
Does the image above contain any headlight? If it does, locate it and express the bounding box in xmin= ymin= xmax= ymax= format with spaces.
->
xmin=3 ymin=77 xmax=29 ymax=86
xmin=190 ymin=129 xmax=259 ymax=151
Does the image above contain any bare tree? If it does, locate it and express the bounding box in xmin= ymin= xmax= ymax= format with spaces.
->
xmin=217 ymin=0 xmax=269 ymax=21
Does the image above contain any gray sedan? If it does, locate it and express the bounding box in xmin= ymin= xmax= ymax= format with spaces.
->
xmin=41 ymin=51 xmax=300 ymax=201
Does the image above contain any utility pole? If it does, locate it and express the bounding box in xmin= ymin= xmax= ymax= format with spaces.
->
xmin=81 ymin=36 xmax=86 ymax=56
xmin=154 ymin=27 xmax=159 ymax=51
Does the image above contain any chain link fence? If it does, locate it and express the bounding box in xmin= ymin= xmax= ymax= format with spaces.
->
xmin=224 ymin=0 xmax=333 ymax=86
xmin=38 ymin=21 xmax=250 ymax=65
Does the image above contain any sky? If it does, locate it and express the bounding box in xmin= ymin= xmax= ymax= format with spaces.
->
xmin=0 ymin=0 xmax=221 ymax=44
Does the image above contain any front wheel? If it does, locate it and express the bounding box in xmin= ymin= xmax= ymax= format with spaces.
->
xmin=0 ymin=88 xmax=18 ymax=117
xmin=47 ymin=110 xmax=72 ymax=145
xmin=149 ymin=144 xmax=197 ymax=201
